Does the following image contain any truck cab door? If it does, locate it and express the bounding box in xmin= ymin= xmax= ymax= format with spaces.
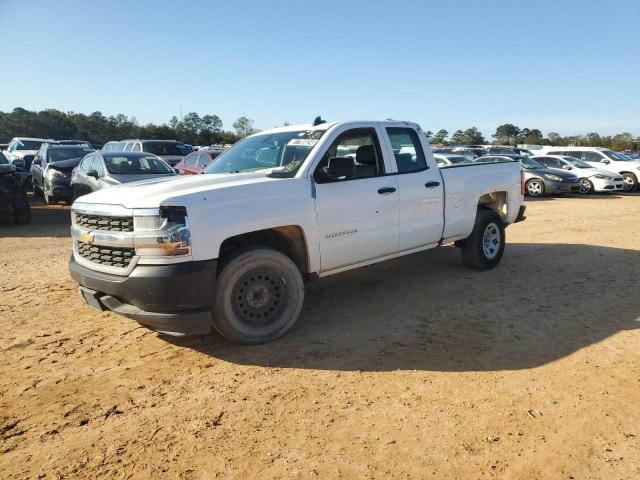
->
xmin=312 ymin=127 xmax=399 ymax=273
xmin=381 ymin=126 xmax=444 ymax=252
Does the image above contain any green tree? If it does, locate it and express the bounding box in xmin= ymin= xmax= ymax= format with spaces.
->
xmin=450 ymin=129 xmax=465 ymax=145
xmin=461 ymin=127 xmax=485 ymax=144
xmin=432 ymin=129 xmax=449 ymax=145
xmin=233 ymin=116 xmax=254 ymax=138
xmin=493 ymin=124 xmax=520 ymax=145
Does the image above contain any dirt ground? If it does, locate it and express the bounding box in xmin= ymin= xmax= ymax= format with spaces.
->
xmin=1 ymin=193 xmax=639 ymax=480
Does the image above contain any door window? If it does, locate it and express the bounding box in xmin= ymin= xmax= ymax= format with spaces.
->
xmin=131 ymin=143 xmax=141 ymax=152
xmin=80 ymin=155 xmax=94 ymax=170
xmin=584 ymin=151 xmax=605 ymax=162
xmin=386 ymin=127 xmax=427 ymax=173
xmin=198 ymin=154 xmax=211 ymax=168
xmin=314 ymin=128 xmax=385 ymax=183
xmin=91 ymin=156 xmax=105 ymax=176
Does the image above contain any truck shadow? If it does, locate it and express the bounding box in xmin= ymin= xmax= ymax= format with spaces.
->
xmin=172 ymin=242 xmax=640 ymax=372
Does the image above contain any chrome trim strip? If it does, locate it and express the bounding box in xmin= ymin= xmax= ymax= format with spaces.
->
xmin=71 ymin=202 xmax=160 ymax=217
xmin=71 ymin=225 xmax=135 ymax=247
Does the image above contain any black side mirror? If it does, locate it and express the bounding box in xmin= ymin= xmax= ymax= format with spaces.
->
xmin=601 ymin=159 xmax=610 ymax=164
xmin=563 ymin=165 xmax=572 ymax=170
xmin=323 ymin=157 xmax=354 ymax=179
xmin=86 ymin=169 xmax=99 ymax=178
xmin=173 ymin=168 xmax=180 ymax=174
xmin=32 ymin=159 xmax=41 ymax=166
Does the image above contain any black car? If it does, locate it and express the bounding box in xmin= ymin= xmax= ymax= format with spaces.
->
xmin=31 ymin=144 xmax=96 ymax=204
xmin=0 ymin=151 xmax=31 ymax=224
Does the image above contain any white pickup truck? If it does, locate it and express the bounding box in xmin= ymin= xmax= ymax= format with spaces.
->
xmin=69 ymin=120 xmax=525 ymax=343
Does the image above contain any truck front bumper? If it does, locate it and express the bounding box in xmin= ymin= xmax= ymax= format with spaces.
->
xmin=69 ymin=255 xmax=217 ymax=336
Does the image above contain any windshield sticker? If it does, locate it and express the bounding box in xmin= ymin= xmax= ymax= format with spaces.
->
xmin=287 ymin=138 xmax=318 ymax=147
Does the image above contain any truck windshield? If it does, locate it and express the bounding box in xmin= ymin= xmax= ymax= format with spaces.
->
xmin=203 ymin=129 xmax=327 ymax=177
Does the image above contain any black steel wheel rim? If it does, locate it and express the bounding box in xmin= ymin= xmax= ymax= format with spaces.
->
xmin=231 ymin=270 xmax=287 ymax=327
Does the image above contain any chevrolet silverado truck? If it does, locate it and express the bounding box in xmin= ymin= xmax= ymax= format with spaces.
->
xmin=69 ymin=120 xmax=526 ymax=344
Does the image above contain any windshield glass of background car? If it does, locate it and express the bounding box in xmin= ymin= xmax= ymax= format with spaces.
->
xmin=565 ymin=157 xmax=592 ymax=169
xmin=203 ymin=129 xmax=327 ymax=177
xmin=604 ymin=150 xmax=634 ymax=161
xmin=142 ymin=142 xmax=189 ymax=156
xmin=521 ymin=157 xmax=545 ymax=169
xmin=48 ymin=148 xmax=94 ymax=162
xmin=16 ymin=140 xmax=45 ymax=150
xmin=103 ymin=155 xmax=173 ymax=174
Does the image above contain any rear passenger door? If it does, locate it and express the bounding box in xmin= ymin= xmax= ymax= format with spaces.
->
xmin=313 ymin=127 xmax=399 ymax=272
xmin=382 ymin=127 xmax=444 ymax=252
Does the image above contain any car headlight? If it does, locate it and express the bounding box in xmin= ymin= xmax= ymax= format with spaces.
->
xmin=133 ymin=206 xmax=191 ymax=257
xmin=593 ymin=174 xmax=612 ymax=180
xmin=46 ymin=169 xmax=65 ymax=178
xmin=544 ymin=173 xmax=563 ymax=181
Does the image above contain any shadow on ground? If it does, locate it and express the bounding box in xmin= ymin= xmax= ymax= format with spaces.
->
xmin=170 ymin=243 xmax=640 ymax=372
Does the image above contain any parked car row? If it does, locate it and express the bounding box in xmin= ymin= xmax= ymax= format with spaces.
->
xmin=434 ymin=145 xmax=640 ymax=196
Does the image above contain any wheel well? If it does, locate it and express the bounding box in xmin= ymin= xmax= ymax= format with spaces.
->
xmin=478 ymin=191 xmax=507 ymax=221
xmin=219 ymin=226 xmax=309 ymax=276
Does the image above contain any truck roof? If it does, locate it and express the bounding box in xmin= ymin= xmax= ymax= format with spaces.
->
xmin=249 ymin=120 xmax=423 ymax=136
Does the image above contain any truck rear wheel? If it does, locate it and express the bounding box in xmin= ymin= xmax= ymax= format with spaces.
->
xmin=212 ymin=247 xmax=304 ymax=344
xmin=460 ymin=209 xmax=505 ymax=270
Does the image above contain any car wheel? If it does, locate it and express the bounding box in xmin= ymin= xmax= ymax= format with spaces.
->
xmin=212 ymin=247 xmax=305 ymax=344
xmin=621 ymin=172 xmax=637 ymax=192
xmin=525 ymin=179 xmax=545 ymax=197
xmin=578 ymin=178 xmax=593 ymax=194
xmin=32 ymin=183 xmax=43 ymax=197
xmin=460 ymin=209 xmax=505 ymax=270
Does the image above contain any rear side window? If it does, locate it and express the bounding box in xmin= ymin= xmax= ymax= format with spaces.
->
xmin=92 ymin=156 xmax=105 ymax=176
xmin=386 ymin=127 xmax=427 ymax=173
xmin=132 ymin=143 xmax=141 ymax=152
xmin=80 ymin=154 xmax=94 ymax=170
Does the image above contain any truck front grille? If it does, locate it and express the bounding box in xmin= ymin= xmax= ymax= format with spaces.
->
xmin=77 ymin=241 xmax=135 ymax=268
xmin=75 ymin=213 xmax=134 ymax=232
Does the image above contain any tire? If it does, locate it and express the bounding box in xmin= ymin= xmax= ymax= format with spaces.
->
xmin=14 ymin=197 xmax=31 ymax=225
xmin=578 ymin=178 xmax=593 ymax=194
xmin=621 ymin=172 xmax=637 ymax=192
xmin=525 ymin=178 xmax=545 ymax=197
xmin=212 ymin=247 xmax=305 ymax=344
xmin=460 ymin=209 xmax=505 ymax=270
xmin=71 ymin=186 xmax=81 ymax=202
xmin=33 ymin=183 xmax=43 ymax=197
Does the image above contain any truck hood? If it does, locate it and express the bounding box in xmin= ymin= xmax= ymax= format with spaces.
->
xmin=77 ymin=172 xmax=282 ymax=208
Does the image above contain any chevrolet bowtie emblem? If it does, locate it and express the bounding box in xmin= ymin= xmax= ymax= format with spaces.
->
xmin=80 ymin=232 xmax=94 ymax=244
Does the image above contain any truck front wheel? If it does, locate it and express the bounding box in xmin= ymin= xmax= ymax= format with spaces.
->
xmin=212 ymin=247 xmax=305 ymax=344
xmin=460 ymin=209 xmax=505 ymax=270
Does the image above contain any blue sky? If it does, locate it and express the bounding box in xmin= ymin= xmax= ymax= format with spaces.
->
xmin=1 ymin=0 xmax=638 ymax=137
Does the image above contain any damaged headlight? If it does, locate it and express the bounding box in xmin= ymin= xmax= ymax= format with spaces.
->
xmin=133 ymin=206 xmax=191 ymax=257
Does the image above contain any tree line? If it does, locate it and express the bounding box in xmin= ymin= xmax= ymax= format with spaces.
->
xmin=427 ymin=124 xmax=639 ymax=151
xmin=0 ymin=107 xmax=256 ymax=147
xmin=1 ymin=108 xmax=638 ymax=151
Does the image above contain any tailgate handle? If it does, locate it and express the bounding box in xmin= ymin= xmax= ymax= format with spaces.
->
xmin=425 ymin=181 xmax=440 ymax=188
xmin=377 ymin=187 xmax=396 ymax=195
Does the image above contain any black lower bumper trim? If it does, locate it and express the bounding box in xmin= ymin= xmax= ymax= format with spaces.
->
xmin=70 ymin=255 xmax=217 ymax=335
xmin=69 ymin=255 xmax=217 ymax=312
xmin=515 ymin=205 xmax=526 ymax=223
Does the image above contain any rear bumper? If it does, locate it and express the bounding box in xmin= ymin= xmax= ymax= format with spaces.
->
xmin=69 ymin=255 xmax=217 ymax=335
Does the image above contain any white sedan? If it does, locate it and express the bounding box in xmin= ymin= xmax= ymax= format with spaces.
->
xmin=532 ymin=155 xmax=625 ymax=194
